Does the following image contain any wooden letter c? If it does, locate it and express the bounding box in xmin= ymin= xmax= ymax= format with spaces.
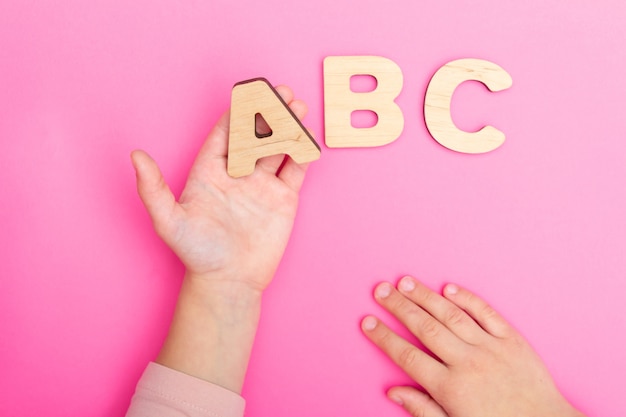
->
xmin=424 ymin=59 xmax=513 ymax=154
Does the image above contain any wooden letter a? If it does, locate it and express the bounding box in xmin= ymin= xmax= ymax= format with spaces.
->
xmin=227 ymin=78 xmax=321 ymax=178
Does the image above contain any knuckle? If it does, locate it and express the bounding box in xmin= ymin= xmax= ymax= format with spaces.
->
xmin=479 ymin=303 xmax=498 ymax=321
xmin=417 ymin=285 xmax=435 ymax=303
xmin=464 ymin=291 xmax=478 ymax=308
xmin=389 ymin=295 xmax=408 ymax=312
xmin=376 ymin=328 xmax=395 ymax=348
xmin=397 ymin=346 xmax=420 ymax=369
xmin=374 ymin=327 xmax=406 ymax=357
xmin=418 ymin=317 xmax=441 ymax=339
xmin=444 ymin=306 xmax=467 ymax=327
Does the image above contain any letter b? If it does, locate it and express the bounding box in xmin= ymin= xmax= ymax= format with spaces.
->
xmin=323 ymin=56 xmax=404 ymax=148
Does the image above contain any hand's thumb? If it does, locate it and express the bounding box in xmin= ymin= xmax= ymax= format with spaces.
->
xmin=131 ymin=150 xmax=177 ymax=237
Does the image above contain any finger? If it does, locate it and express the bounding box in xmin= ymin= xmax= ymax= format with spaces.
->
xmin=361 ymin=316 xmax=446 ymax=393
xmin=374 ymin=282 xmax=469 ymax=364
xmin=278 ymin=160 xmax=310 ymax=192
xmin=130 ymin=150 xmax=179 ymax=238
xmin=387 ymin=386 xmax=448 ymax=417
xmin=396 ymin=276 xmax=487 ymax=345
xmin=443 ymin=284 xmax=512 ymax=338
xmin=274 ymin=84 xmax=295 ymax=103
xmin=285 ymin=98 xmax=309 ymax=119
xmin=200 ymin=109 xmax=231 ymax=159
xmin=254 ymin=154 xmax=287 ymax=176
xmin=188 ymin=109 xmax=233 ymax=183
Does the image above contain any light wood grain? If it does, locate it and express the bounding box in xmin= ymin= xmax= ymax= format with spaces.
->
xmin=227 ymin=78 xmax=321 ymax=178
xmin=324 ymin=56 xmax=404 ymax=148
xmin=424 ymin=58 xmax=513 ymax=154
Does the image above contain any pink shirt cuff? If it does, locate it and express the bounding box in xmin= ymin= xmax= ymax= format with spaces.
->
xmin=126 ymin=362 xmax=246 ymax=417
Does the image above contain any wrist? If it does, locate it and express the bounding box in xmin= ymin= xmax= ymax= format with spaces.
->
xmin=182 ymin=270 xmax=264 ymax=310
xmin=184 ymin=266 xmax=273 ymax=294
xmin=156 ymin=270 xmax=264 ymax=394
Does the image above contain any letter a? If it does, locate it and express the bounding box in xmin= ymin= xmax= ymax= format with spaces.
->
xmin=323 ymin=56 xmax=404 ymax=147
xmin=424 ymin=59 xmax=513 ymax=154
xmin=227 ymin=78 xmax=321 ymax=178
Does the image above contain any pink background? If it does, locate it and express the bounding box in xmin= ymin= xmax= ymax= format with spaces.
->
xmin=1 ymin=1 xmax=625 ymax=416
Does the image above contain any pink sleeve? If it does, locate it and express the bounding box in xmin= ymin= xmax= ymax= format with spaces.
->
xmin=126 ymin=362 xmax=246 ymax=417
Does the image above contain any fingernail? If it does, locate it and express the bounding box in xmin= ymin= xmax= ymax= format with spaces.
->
xmin=398 ymin=276 xmax=415 ymax=292
xmin=445 ymin=283 xmax=459 ymax=295
xmin=362 ymin=316 xmax=377 ymax=331
xmin=375 ymin=283 xmax=392 ymax=299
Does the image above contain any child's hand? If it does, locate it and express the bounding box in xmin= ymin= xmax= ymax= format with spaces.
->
xmin=361 ymin=277 xmax=585 ymax=417
xmin=131 ymin=85 xmax=311 ymax=292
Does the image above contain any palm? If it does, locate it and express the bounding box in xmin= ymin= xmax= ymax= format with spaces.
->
xmin=173 ymin=159 xmax=299 ymax=287
xmin=132 ymin=86 xmax=310 ymax=290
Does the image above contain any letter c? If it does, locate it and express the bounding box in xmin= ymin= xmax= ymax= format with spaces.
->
xmin=424 ymin=59 xmax=513 ymax=154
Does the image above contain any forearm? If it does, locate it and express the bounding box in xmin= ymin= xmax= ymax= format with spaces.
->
xmin=156 ymin=271 xmax=263 ymax=394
